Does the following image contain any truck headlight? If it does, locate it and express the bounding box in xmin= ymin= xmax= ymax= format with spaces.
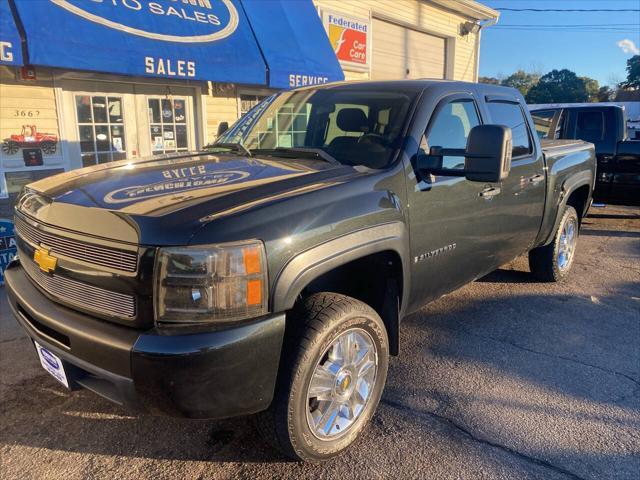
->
xmin=154 ymin=240 xmax=268 ymax=324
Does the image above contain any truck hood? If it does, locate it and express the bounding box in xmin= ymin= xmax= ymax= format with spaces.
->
xmin=21 ymin=153 xmax=361 ymax=245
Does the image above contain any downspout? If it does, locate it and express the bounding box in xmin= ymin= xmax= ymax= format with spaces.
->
xmin=474 ymin=16 xmax=499 ymax=82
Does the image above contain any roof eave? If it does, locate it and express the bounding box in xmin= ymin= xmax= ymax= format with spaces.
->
xmin=429 ymin=0 xmax=500 ymax=22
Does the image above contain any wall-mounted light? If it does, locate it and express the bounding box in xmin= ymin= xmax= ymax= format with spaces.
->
xmin=461 ymin=21 xmax=481 ymax=36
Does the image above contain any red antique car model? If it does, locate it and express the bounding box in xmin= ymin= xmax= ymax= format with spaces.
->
xmin=2 ymin=125 xmax=58 ymax=155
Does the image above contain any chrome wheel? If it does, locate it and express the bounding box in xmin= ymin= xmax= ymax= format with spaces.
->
xmin=306 ymin=327 xmax=378 ymax=440
xmin=557 ymin=217 xmax=577 ymax=270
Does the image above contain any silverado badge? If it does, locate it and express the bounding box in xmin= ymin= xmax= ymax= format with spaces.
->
xmin=34 ymin=247 xmax=57 ymax=274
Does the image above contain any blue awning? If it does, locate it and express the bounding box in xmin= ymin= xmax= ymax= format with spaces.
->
xmin=0 ymin=0 xmax=23 ymax=66
xmin=9 ymin=0 xmax=343 ymax=88
xmin=242 ymin=0 xmax=344 ymax=88
xmin=13 ymin=0 xmax=267 ymax=84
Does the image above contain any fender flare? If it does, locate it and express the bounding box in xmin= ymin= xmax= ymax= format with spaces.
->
xmin=543 ymin=172 xmax=593 ymax=245
xmin=271 ymin=222 xmax=410 ymax=317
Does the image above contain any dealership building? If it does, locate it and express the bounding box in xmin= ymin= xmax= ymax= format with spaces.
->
xmin=0 ymin=0 xmax=498 ymax=275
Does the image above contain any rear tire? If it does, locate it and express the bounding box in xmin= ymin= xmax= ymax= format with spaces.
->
xmin=529 ymin=205 xmax=579 ymax=282
xmin=255 ymin=293 xmax=389 ymax=462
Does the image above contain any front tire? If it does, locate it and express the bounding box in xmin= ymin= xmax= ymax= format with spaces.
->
xmin=529 ymin=205 xmax=579 ymax=282
xmin=256 ymin=293 xmax=389 ymax=462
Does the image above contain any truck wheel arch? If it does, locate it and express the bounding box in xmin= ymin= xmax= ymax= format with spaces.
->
xmin=544 ymin=175 xmax=593 ymax=246
xmin=271 ymin=222 xmax=410 ymax=355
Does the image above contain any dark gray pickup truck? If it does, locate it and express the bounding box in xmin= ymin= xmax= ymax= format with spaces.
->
xmin=6 ymin=80 xmax=595 ymax=462
xmin=529 ymin=103 xmax=639 ymax=206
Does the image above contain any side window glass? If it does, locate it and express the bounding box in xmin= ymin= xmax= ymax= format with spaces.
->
xmin=421 ymin=99 xmax=481 ymax=170
xmin=576 ymin=111 xmax=604 ymax=143
xmin=487 ymin=102 xmax=532 ymax=157
xmin=530 ymin=110 xmax=556 ymax=139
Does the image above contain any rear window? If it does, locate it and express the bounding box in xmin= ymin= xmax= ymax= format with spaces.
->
xmin=531 ymin=110 xmax=556 ymax=139
xmin=576 ymin=111 xmax=605 ymax=143
xmin=487 ymin=102 xmax=532 ymax=157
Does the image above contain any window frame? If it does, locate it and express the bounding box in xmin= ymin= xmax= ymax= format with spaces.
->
xmin=420 ymin=93 xmax=483 ymax=176
xmin=485 ymin=99 xmax=535 ymax=160
xmin=146 ymin=95 xmax=191 ymax=154
xmin=73 ymin=94 xmax=127 ymax=167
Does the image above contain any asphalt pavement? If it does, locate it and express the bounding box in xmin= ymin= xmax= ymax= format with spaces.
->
xmin=1 ymin=205 xmax=638 ymax=480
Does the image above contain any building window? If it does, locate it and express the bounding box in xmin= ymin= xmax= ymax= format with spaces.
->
xmin=148 ymin=97 xmax=189 ymax=154
xmin=75 ymin=95 xmax=127 ymax=167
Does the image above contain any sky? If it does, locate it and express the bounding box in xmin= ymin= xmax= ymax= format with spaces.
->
xmin=479 ymin=0 xmax=640 ymax=86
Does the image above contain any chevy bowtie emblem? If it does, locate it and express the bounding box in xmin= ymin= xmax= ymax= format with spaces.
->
xmin=34 ymin=247 xmax=57 ymax=274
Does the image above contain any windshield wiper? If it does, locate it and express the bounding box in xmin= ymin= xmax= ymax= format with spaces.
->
xmin=205 ymin=142 xmax=252 ymax=157
xmin=252 ymin=147 xmax=340 ymax=165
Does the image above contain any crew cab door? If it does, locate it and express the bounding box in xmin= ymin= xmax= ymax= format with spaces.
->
xmin=484 ymin=98 xmax=546 ymax=260
xmin=404 ymin=93 xmax=504 ymax=309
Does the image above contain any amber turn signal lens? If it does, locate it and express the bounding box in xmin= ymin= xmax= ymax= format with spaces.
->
xmin=243 ymin=247 xmax=262 ymax=275
xmin=246 ymin=279 xmax=263 ymax=306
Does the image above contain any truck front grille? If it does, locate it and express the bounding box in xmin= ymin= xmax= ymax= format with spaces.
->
xmin=14 ymin=215 xmax=138 ymax=273
xmin=20 ymin=252 xmax=137 ymax=319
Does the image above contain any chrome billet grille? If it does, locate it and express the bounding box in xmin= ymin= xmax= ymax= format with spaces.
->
xmin=15 ymin=216 xmax=138 ymax=272
xmin=21 ymin=252 xmax=136 ymax=319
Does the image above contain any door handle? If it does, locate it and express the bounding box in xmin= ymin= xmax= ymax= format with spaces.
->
xmin=528 ymin=173 xmax=545 ymax=184
xmin=479 ymin=186 xmax=501 ymax=198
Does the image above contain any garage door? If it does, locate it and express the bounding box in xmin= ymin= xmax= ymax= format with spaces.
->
xmin=372 ymin=18 xmax=446 ymax=80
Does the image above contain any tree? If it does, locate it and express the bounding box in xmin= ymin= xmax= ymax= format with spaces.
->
xmin=620 ymin=55 xmax=640 ymax=89
xmin=478 ymin=76 xmax=500 ymax=85
xmin=526 ymin=69 xmax=588 ymax=103
xmin=596 ymin=86 xmax=614 ymax=102
xmin=580 ymin=76 xmax=600 ymax=102
xmin=501 ymin=70 xmax=540 ymax=97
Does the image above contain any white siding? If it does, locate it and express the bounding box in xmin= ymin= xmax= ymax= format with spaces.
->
xmin=371 ymin=18 xmax=446 ymax=80
xmin=315 ymin=0 xmax=484 ymax=82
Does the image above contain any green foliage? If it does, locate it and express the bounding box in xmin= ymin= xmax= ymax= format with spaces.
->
xmin=478 ymin=76 xmax=501 ymax=85
xmin=525 ymin=69 xmax=589 ymax=103
xmin=596 ymin=86 xmax=613 ymax=102
xmin=580 ymin=77 xmax=600 ymax=102
xmin=620 ymin=55 xmax=640 ymax=89
xmin=501 ymin=70 xmax=540 ymax=97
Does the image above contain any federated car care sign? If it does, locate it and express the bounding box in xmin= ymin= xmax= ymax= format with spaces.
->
xmin=322 ymin=10 xmax=370 ymax=70
xmin=13 ymin=0 xmax=267 ymax=84
xmin=0 ymin=219 xmax=17 ymax=285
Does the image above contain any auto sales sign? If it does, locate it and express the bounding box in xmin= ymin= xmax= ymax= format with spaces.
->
xmin=322 ymin=10 xmax=370 ymax=70
xmin=13 ymin=0 xmax=267 ymax=85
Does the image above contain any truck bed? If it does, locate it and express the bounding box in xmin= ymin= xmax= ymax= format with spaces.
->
xmin=540 ymin=138 xmax=591 ymax=154
xmin=535 ymin=138 xmax=596 ymax=246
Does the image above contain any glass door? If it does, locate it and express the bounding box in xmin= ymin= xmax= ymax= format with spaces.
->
xmin=147 ymin=97 xmax=190 ymax=154
xmin=60 ymin=80 xmax=138 ymax=171
xmin=75 ymin=95 xmax=128 ymax=167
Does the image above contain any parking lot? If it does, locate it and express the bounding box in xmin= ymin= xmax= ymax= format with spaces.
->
xmin=0 ymin=205 xmax=638 ymax=480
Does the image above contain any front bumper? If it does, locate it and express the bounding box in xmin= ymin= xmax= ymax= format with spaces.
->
xmin=5 ymin=260 xmax=285 ymax=419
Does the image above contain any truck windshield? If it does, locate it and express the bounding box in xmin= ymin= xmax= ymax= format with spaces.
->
xmin=215 ymin=88 xmax=417 ymax=169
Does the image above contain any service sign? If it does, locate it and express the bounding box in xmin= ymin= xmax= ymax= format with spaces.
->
xmin=13 ymin=0 xmax=266 ymax=84
xmin=0 ymin=219 xmax=17 ymax=286
xmin=322 ymin=10 xmax=370 ymax=70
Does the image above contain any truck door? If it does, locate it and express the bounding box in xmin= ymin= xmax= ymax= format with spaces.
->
xmin=405 ymin=93 xmax=504 ymax=308
xmin=485 ymin=99 xmax=546 ymax=261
